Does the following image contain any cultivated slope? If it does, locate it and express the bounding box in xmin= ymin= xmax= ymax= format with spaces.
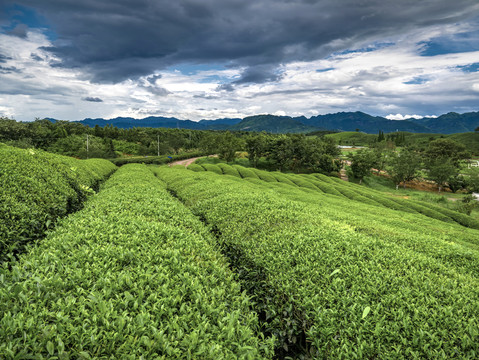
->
xmin=0 ymin=143 xmax=116 ymax=259
xmin=155 ymin=166 xmax=479 ymax=359
xmin=0 ymin=164 xmax=273 ymax=358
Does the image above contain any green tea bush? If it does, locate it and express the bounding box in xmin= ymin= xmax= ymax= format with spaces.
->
xmin=271 ymin=173 xmax=298 ymax=186
xmin=416 ymin=200 xmax=479 ymax=229
xmin=299 ymin=176 xmax=343 ymax=196
xmin=217 ymin=163 xmax=241 ymax=177
xmin=232 ymin=165 xmax=260 ymax=179
xmin=187 ymin=163 xmax=205 ymax=172
xmin=283 ymin=174 xmax=320 ymax=191
xmin=0 ymin=144 xmax=116 ymax=258
xmin=251 ymin=168 xmax=278 ymax=182
xmin=201 ymin=163 xmax=223 ymax=175
xmin=0 ymin=164 xmax=273 ymax=359
xmin=156 ymin=167 xmax=479 ymax=359
xmin=195 ymin=162 xmax=479 ymax=230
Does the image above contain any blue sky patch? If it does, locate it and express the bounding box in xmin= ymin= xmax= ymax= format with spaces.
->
xmin=332 ymin=41 xmax=395 ymax=57
xmin=1 ymin=4 xmax=56 ymax=40
xmin=457 ymin=62 xmax=479 ymax=73
xmin=316 ymin=67 xmax=335 ymax=72
xmin=419 ymin=29 xmax=479 ymax=56
xmin=403 ymin=76 xmax=429 ymax=85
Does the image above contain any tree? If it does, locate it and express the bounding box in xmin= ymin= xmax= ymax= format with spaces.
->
xmin=475 ymin=126 xmax=479 ymax=132
xmin=423 ymin=138 xmax=469 ymax=168
xmin=245 ymin=133 xmax=268 ymax=168
xmin=427 ymin=159 xmax=458 ymax=193
xmin=387 ymin=150 xmax=421 ymax=189
xmin=463 ymin=168 xmax=479 ymax=193
xmin=447 ymin=174 xmax=467 ymax=193
xmin=168 ymin=131 xmax=186 ymax=154
xmin=347 ymin=149 xmax=376 ymax=184
xmin=217 ymin=132 xmax=243 ymax=162
xmin=268 ymin=135 xmax=293 ymax=171
xmin=423 ymin=138 xmax=469 ymax=192
xmin=377 ymin=130 xmax=385 ymax=142
xmin=199 ymin=133 xmax=219 ymax=155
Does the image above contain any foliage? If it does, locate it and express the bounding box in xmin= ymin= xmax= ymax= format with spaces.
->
xmin=347 ymin=149 xmax=376 ymax=183
xmin=245 ymin=133 xmax=268 ymax=167
xmin=423 ymin=138 xmax=470 ymax=167
xmin=0 ymin=118 xmax=210 ymax=158
xmin=194 ymin=163 xmax=479 ymax=230
xmin=216 ymin=132 xmax=244 ymax=162
xmin=448 ymin=174 xmax=468 ymax=193
xmin=427 ymin=159 xmax=459 ymax=193
xmin=156 ymin=166 xmax=479 ymax=359
xmin=387 ymin=149 xmax=422 ymax=189
xmin=0 ymin=143 xmax=116 ymax=260
xmin=455 ymin=195 xmax=479 ymax=216
xmin=464 ymin=168 xmax=479 ymax=193
xmin=0 ymin=164 xmax=273 ymax=358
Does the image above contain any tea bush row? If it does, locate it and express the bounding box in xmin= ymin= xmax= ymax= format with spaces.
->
xmin=0 ymin=144 xmax=116 ymax=259
xmin=156 ymin=167 xmax=479 ymax=359
xmin=194 ymin=163 xmax=479 ymax=229
xmin=0 ymin=164 xmax=273 ymax=359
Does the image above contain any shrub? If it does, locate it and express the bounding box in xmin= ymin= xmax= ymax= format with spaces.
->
xmin=0 ymin=164 xmax=273 ymax=358
xmin=232 ymin=165 xmax=260 ymax=179
xmin=0 ymin=144 xmax=116 ymax=259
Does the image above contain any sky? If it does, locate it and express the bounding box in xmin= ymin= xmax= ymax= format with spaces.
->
xmin=1 ymin=0 xmax=479 ymax=122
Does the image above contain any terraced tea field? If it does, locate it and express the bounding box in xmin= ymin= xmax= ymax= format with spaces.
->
xmin=1 ymin=145 xmax=478 ymax=359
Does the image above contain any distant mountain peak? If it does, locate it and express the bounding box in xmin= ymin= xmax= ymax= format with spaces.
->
xmin=45 ymin=110 xmax=479 ymax=134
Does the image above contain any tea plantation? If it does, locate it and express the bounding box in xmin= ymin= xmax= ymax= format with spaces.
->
xmin=1 ymin=145 xmax=478 ymax=359
xmin=0 ymin=144 xmax=116 ymax=260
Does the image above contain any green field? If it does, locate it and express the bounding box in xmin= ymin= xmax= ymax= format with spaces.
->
xmin=325 ymin=131 xmax=479 ymax=155
xmin=2 ymin=143 xmax=479 ymax=359
xmin=324 ymin=131 xmax=377 ymax=145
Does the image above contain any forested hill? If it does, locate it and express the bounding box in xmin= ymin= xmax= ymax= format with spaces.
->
xmin=47 ymin=111 xmax=479 ymax=134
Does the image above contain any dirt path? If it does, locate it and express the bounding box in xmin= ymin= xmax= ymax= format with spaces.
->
xmin=170 ymin=156 xmax=204 ymax=167
xmin=170 ymin=155 xmax=217 ymax=167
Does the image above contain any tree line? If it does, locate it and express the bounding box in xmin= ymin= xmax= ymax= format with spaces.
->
xmin=0 ymin=117 xmax=211 ymax=158
xmin=347 ymin=138 xmax=478 ymax=194
xmin=199 ymin=132 xmax=342 ymax=174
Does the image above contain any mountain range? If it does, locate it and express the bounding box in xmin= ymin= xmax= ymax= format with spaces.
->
xmin=50 ymin=111 xmax=479 ymax=134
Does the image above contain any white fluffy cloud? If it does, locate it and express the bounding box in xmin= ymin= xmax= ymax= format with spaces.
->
xmin=385 ymin=114 xmax=438 ymax=120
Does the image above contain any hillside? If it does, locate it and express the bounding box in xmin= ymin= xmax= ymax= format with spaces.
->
xmin=447 ymin=132 xmax=479 ymax=155
xmin=54 ymin=116 xmax=243 ymax=130
xmin=155 ymin=165 xmax=479 ymax=358
xmin=324 ymin=131 xmax=377 ymax=145
xmin=228 ymin=114 xmax=317 ymax=133
xmin=303 ymin=111 xmax=430 ymax=133
xmin=46 ymin=110 xmax=479 ymax=134
xmin=324 ymin=131 xmax=479 ymax=154
xmin=2 ymin=149 xmax=479 ymax=358
xmin=411 ymin=112 xmax=479 ymax=134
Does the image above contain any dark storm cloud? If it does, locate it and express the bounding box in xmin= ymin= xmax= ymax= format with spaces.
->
xmin=0 ymin=65 xmax=21 ymax=74
xmin=7 ymin=23 xmax=28 ymax=38
xmin=5 ymin=0 xmax=479 ymax=83
xmin=147 ymin=74 xmax=162 ymax=85
xmin=30 ymin=53 xmax=43 ymax=61
xmin=138 ymin=74 xmax=170 ymax=96
xmin=217 ymin=65 xmax=284 ymax=91
xmin=0 ymin=54 xmax=12 ymax=63
xmin=82 ymin=96 xmax=103 ymax=102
